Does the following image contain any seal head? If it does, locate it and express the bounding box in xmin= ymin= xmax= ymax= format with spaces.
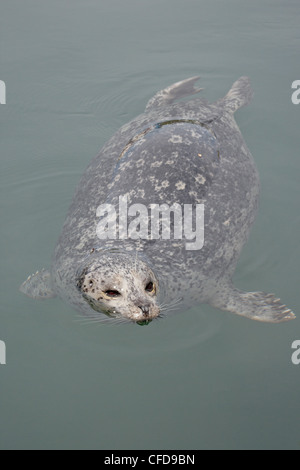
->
xmin=76 ymin=251 xmax=160 ymax=324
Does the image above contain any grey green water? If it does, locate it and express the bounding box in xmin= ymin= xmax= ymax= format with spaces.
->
xmin=1 ymin=0 xmax=300 ymax=450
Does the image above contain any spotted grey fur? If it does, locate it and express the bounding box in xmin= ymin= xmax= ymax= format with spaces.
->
xmin=20 ymin=77 xmax=295 ymax=324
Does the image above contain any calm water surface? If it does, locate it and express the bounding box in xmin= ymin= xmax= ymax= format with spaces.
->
xmin=0 ymin=0 xmax=299 ymax=450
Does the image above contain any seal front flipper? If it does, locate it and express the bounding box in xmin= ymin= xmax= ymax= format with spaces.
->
xmin=20 ymin=269 xmax=56 ymax=300
xmin=210 ymin=285 xmax=296 ymax=323
xmin=145 ymin=76 xmax=203 ymax=112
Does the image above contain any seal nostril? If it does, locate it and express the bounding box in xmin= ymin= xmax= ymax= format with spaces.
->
xmin=139 ymin=305 xmax=150 ymax=316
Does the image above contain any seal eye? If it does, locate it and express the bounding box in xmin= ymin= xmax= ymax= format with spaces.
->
xmin=145 ymin=282 xmax=154 ymax=293
xmin=105 ymin=290 xmax=121 ymax=298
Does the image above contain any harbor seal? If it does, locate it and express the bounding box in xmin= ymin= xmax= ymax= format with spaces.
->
xmin=20 ymin=76 xmax=295 ymax=325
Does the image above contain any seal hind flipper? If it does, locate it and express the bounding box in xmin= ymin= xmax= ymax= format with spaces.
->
xmin=220 ymin=76 xmax=254 ymax=113
xmin=20 ymin=269 xmax=56 ymax=300
xmin=145 ymin=76 xmax=203 ymax=112
xmin=210 ymin=287 xmax=296 ymax=323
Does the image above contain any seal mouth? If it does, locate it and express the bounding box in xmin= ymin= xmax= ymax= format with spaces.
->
xmin=121 ymin=302 xmax=161 ymax=324
xmin=82 ymin=292 xmax=160 ymax=325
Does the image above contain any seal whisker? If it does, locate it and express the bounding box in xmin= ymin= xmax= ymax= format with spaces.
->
xmin=75 ymin=316 xmax=109 ymax=325
xmin=158 ymin=297 xmax=183 ymax=310
xmin=160 ymin=306 xmax=182 ymax=314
